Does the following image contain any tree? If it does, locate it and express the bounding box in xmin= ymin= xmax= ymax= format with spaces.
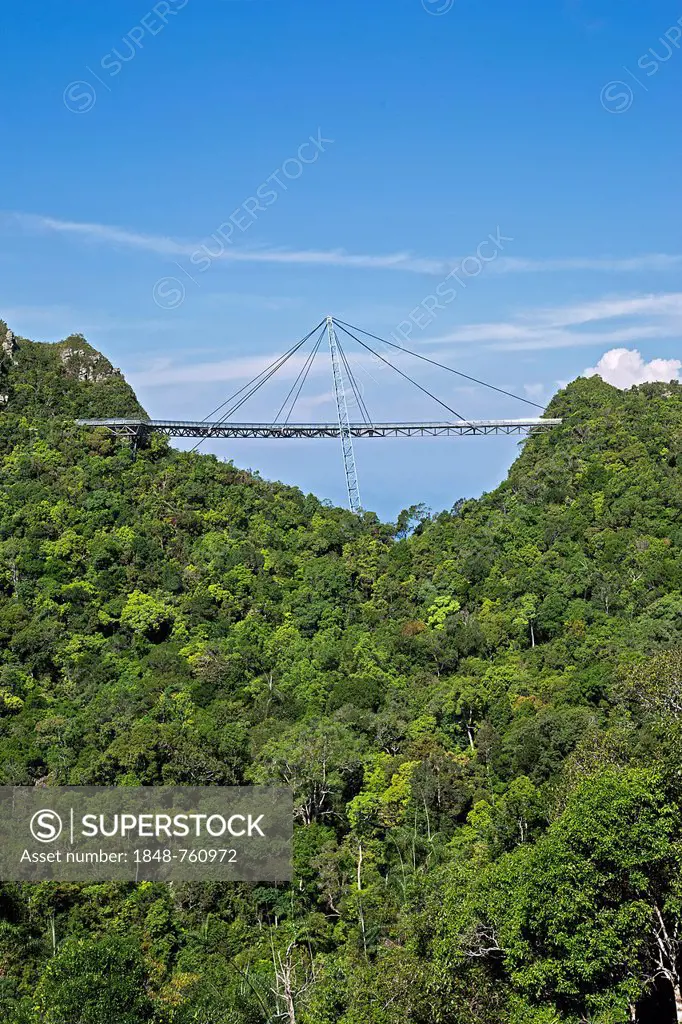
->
xmin=624 ymin=648 xmax=682 ymax=721
xmin=31 ymin=936 xmax=153 ymax=1024
xmin=120 ymin=590 xmax=175 ymax=638
xmin=449 ymin=767 xmax=682 ymax=1021
xmin=249 ymin=719 xmax=363 ymax=824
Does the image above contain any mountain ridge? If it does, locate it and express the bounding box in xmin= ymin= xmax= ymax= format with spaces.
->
xmin=0 ymin=320 xmax=681 ymax=1022
xmin=0 ymin=320 xmax=146 ymax=420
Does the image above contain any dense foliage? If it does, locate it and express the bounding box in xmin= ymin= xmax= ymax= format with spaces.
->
xmin=1 ymin=322 xmax=681 ymax=1022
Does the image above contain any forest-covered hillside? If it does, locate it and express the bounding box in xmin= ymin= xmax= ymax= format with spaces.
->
xmin=1 ymin=320 xmax=681 ymax=1023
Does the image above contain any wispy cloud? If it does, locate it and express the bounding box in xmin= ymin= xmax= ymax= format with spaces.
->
xmin=8 ymin=212 xmax=682 ymax=279
xmin=423 ymin=291 xmax=682 ymax=352
xmin=520 ymin=292 xmax=682 ymax=327
xmin=492 ymin=255 xmax=682 ymax=274
xmin=129 ymin=353 xmax=305 ymax=388
xmin=129 ymin=349 xmax=399 ymax=389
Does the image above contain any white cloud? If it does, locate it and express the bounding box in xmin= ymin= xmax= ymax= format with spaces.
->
xmin=584 ymin=348 xmax=681 ymax=388
xmin=7 ymin=212 xmax=682 ymax=279
xmin=424 ymin=291 xmax=682 ymax=352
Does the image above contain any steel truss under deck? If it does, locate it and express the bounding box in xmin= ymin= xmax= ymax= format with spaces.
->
xmin=76 ymin=418 xmax=561 ymax=440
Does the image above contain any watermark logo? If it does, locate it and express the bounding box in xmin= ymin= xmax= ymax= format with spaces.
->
xmin=153 ymin=276 xmax=186 ymax=310
xmin=1 ymin=787 xmax=292 ymax=881
xmin=354 ymin=227 xmax=512 ymax=389
xmin=422 ymin=0 xmax=455 ymax=14
xmin=151 ymin=129 xmax=334 ymax=310
xmin=600 ymin=81 xmax=634 ymax=115
xmin=62 ymin=0 xmax=189 ymax=114
xmin=63 ymin=81 xmax=97 ymax=114
xmin=599 ymin=17 xmax=682 ymax=114
xmin=389 ymin=227 xmax=512 ymax=348
xmin=30 ymin=809 xmax=63 ymax=843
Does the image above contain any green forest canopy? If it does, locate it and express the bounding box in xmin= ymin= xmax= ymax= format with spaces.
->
xmin=0 ymin=322 xmax=682 ymax=1023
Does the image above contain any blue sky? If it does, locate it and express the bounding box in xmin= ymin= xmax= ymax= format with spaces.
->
xmin=2 ymin=0 xmax=681 ymax=519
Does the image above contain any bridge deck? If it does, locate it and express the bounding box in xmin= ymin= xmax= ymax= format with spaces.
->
xmin=76 ymin=418 xmax=562 ymax=439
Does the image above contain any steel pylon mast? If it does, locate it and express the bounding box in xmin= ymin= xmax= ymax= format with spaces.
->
xmin=326 ymin=316 xmax=362 ymax=513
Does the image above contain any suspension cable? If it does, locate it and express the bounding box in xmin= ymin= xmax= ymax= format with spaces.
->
xmin=336 ymin=334 xmax=372 ymax=425
xmin=200 ymin=320 xmax=325 ymax=423
xmin=274 ymin=326 xmax=325 ymax=424
xmin=189 ymin=320 xmax=326 ymax=452
xmin=334 ymin=321 xmax=470 ymax=424
xmin=285 ymin=329 xmax=327 ymax=425
xmin=333 ymin=317 xmax=545 ymax=411
xmin=337 ymin=344 xmax=368 ymax=423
